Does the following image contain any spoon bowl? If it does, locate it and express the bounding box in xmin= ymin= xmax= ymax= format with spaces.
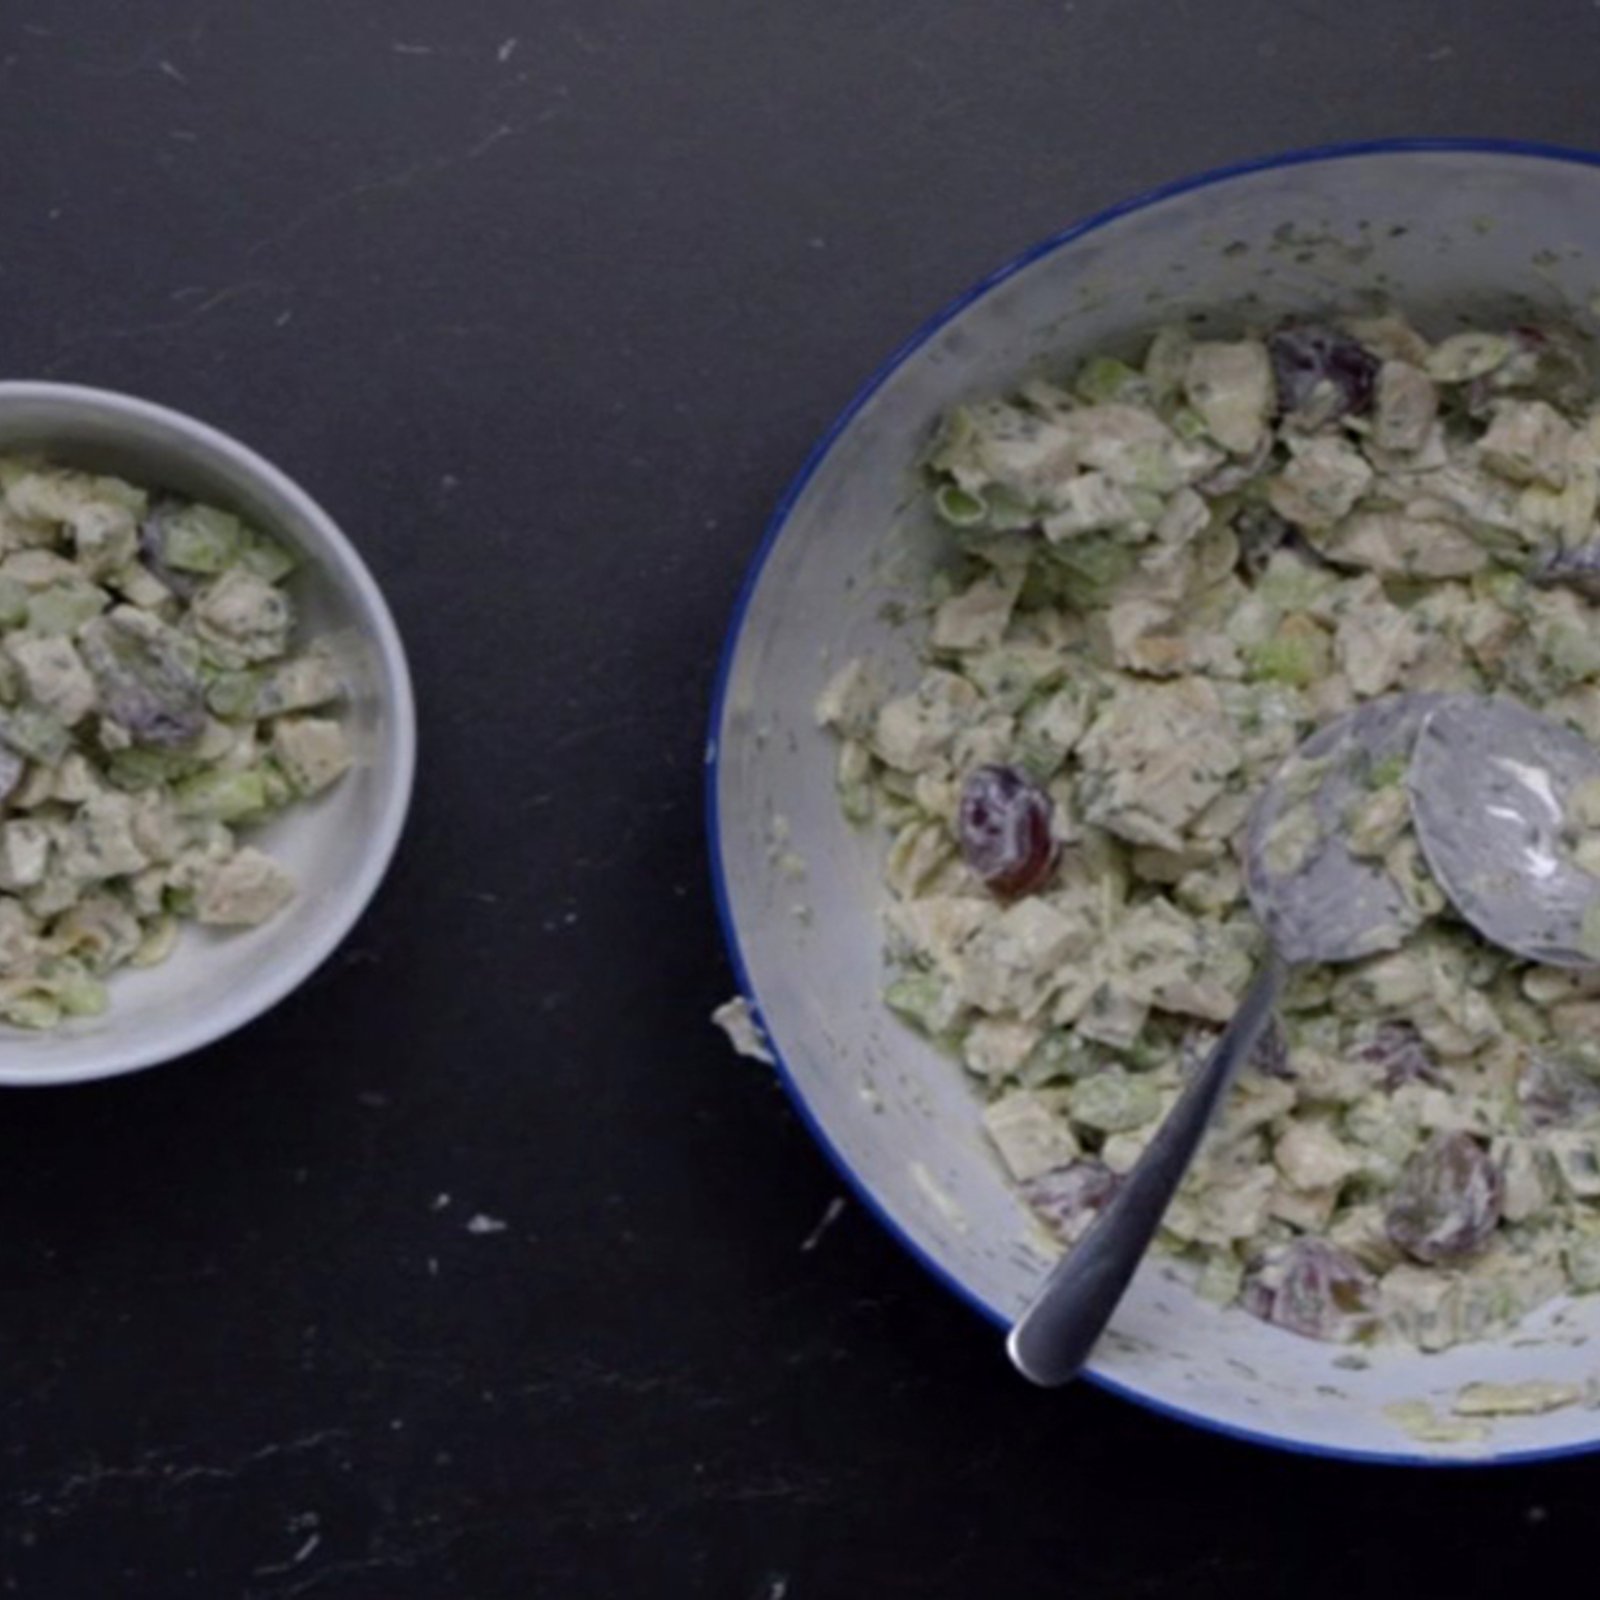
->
xmin=1411 ymin=695 xmax=1600 ymax=968
xmin=1245 ymin=694 xmax=1443 ymax=965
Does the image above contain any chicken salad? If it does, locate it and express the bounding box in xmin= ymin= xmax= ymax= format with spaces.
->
xmin=817 ymin=310 xmax=1600 ymax=1351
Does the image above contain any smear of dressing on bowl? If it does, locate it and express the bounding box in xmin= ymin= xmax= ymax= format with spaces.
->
xmin=1452 ymin=1379 xmax=1582 ymax=1417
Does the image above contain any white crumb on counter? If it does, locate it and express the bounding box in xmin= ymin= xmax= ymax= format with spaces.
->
xmin=1453 ymin=1380 xmax=1583 ymax=1417
xmin=712 ymin=996 xmax=775 ymax=1064
xmin=465 ymin=1214 xmax=508 ymax=1235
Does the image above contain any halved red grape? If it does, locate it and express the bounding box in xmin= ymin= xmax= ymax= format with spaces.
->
xmin=1022 ymin=1160 xmax=1119 ymax=1239
xmin=959 ymin=763 xmax=1059 ymax=897
xmin=1241 ymin=1238 xmax=1377 ymax=1342
xmin=80 ymin=610 xmax=206 ymax=749
xmin=1385 ymin=1132 xmax=1502 ymax=1265
xmin=1357 ymin=1022 xmax=1443 ymax=1090
xmin=1269 ymin=323 xmax=1379 ymax=427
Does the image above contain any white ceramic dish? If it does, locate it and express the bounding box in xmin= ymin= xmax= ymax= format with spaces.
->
xmin=709 ymin=140 xmax=1600 ymax=1464
xmin=0 ymin=383 xmax=415 ymax=1087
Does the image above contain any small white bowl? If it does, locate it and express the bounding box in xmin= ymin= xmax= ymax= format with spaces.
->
xmin=0 ymin=382 xmax=416 ymax=1087
xmin=711 ymin=140 xmax=1600 ymax=1464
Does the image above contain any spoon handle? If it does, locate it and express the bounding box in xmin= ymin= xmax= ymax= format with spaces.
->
xmin=1006 ymin=950 xmax=1289 ymax=1387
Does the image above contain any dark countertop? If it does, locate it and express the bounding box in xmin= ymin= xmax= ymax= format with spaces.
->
xmin=3 ymin=2 xmax=1600 ymax=1595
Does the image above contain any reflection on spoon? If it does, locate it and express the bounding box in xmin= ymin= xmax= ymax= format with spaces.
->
xmin=1411 ymin=696 xmax=1600 ymax=968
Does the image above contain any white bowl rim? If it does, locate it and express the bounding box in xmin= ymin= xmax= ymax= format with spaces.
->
xmin=0 ymin=380 xmax=418 ymax=1088
xmin=706 ymin=136 xmax=1600 ymax=1468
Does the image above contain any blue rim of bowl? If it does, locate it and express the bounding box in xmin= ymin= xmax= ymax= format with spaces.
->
xmin=706 ymin=136 xmax=1600 ymax=1468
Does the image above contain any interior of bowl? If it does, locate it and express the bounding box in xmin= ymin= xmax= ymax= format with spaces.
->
xmin=712 ymin=142 xmax=1600 ymax=1463
xmin=0 ymin=384 xmax=415 ymax=1085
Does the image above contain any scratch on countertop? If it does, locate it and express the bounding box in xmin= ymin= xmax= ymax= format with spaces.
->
xmin=800 ymin=1197 xmax=847 ymax=1253
xmin=70 ymin=13 xmax=209 ymax=81
xmin=265 ymin=1530 xmax=472 ymax=1600
xmin=252 ymin=1530 xmax=322 ymax=1579
xmin=41 ymin=279 xmax=279 ymax=376
xmin=15 ymin=1430 xmax=349 ymax=1517
xmin=245 ymin=124 xmax=518 ymax=260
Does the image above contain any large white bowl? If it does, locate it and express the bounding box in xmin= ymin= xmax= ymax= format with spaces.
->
xmin=710 ymin=140 xmax=1600 ymax=1465
xmin=0 ymin=383 xmax=415 ymax=1087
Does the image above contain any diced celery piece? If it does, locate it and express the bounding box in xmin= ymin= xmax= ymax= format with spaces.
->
xmin=1074 ymin=355 xmax=1148 ymax=405
xmin=1245 ymin=619 xmax=1330 ymax=688
xmin=239 ymin=530 xmax=299 ymax=583
xmin=1045 ymin=536 xmax=1139 ymax=608
xmin=933 ymin=484 xmax=988 ymax=528
xmin=1069 ymin=1068 xmax=1163 ymax=1133
xmin=205 ymin=669 xmax=264 ymax=720
xmin=259 ymin=760 xmax=293 ymax=808
xmin=51 ymin=965 xmax=108 ymax=1018
xmin=884 ymin=970 xmax=962 ymax=1036
xmin=26 ymin=581 xmax=109 ymax=637
xmin=1017 ymin=1031 xmax=1106 ymax=1087
xmin=104 ymin=745 xmax=200 ymax=791
xmin=162 ymin=504 xmax=245 ymax=573
xmin=172 ymin=767 xmax=276 ymax=823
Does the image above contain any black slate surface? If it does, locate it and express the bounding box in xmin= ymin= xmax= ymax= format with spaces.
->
xmin=3 ymin=2 xmax=1600 ymax=1595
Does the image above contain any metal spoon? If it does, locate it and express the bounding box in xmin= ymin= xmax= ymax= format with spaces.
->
xmin=1006 ymin=693 xmax=1442 ymax=1387
xmin=1409 ymin=694 xmax=1600 ymax=968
